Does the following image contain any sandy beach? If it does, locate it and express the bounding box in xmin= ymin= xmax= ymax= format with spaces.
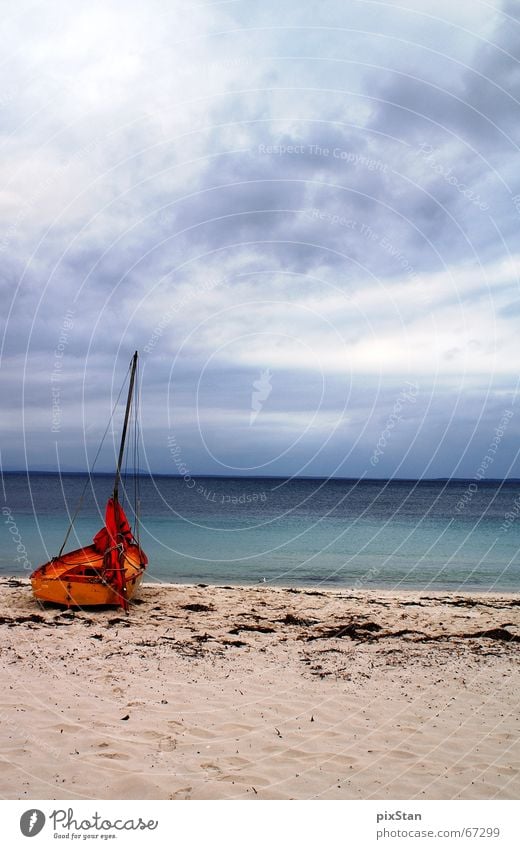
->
xmin=0 ymin=578 xmax=518 ymax=800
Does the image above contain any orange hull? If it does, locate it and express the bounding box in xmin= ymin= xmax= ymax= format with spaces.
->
xmin=31 ymin=543 xmax=146 ymax=608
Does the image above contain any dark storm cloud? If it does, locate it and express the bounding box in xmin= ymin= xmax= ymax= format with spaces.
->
xmin=1 ymin=0 xmax=520 ymax=477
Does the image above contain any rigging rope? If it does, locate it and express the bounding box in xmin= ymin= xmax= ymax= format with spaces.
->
xmin=57 ymin=360 xmax=132 ymax=558
xmin=134 ymin=355 xmax=141 ymax=551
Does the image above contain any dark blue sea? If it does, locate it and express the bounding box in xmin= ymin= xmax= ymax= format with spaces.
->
xmin=2 ymin=473 xmax=520 ymax=591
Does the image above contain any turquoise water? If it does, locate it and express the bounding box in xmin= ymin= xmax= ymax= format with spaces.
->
xmin=2 ymin=473 xmax=520 ymax=590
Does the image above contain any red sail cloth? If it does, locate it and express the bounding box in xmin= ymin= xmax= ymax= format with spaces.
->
xmin=93 ymin=498 xmax=133 ymax=554
xmin=92 ymin=498 xmax=147 ymax=611
xmin=93 ymin=499 xmax=133 ymax=609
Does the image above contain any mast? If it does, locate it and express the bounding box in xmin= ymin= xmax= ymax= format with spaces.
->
xmin=113 ymin=351 xmax=138 ymax=503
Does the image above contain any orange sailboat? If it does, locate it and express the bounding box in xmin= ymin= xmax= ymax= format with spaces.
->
xmin=31 ymin=351 xmax=147 ymax=611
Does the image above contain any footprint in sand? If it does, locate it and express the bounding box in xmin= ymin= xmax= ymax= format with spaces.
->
xmin=389 ymin=750 xmax=416 ymax=761
xmin=323 ymin=754 xmax=358 ymax=768
xmin=224 ymin=755 xmax=249 ymax=768
xmin=159 ymin=736 xmax=177 ymax=752
xmin=188 ymin=727 xmax=215 ymax=740
xmin=97 ymin=751 xmax=130 ymax=760
xmin=138 ymin=730 xmax=177 ymax=751
xmin=201 ymin=762 xmax=223 ymax=776
xmin=141 ymin=730 xmax=163 ymax=741
xmin=169 ymin=786 xmax=192 ymax=799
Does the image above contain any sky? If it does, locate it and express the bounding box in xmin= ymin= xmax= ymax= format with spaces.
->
xmin=1 ymin=0 xmax=520 ymax=479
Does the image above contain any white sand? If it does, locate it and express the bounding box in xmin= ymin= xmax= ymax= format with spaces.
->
xmin=0 ymin=579 xmax=518 ymax=800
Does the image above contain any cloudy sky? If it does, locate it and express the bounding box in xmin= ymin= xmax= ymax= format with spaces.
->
xmin=1 ymin=0 xmax=520 ymax=479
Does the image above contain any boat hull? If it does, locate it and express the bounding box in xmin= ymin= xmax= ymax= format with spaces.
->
xmin=30 ymin=543 xmax=146 ymax=608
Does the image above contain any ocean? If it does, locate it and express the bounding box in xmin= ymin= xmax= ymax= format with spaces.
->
xmin=2 ymin=473 xmax=520 ymax=591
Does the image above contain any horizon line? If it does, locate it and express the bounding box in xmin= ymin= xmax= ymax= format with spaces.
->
xmin=2 ymin=469 xmax=520 ymax=484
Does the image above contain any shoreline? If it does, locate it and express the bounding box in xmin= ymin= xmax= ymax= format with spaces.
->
xmin=1 ymin=578 xmax=518 ymax=800
xmin=4 ymin=576 xmax=520 ymax=597
xmin=149 ymin=581 xmax=520 ymax=596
